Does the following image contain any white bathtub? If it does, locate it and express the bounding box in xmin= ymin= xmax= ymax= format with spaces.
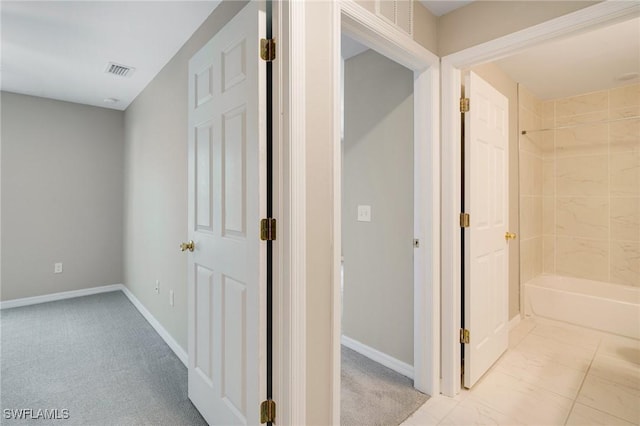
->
xmin=525 ymin=275 xmax=640 ymax=340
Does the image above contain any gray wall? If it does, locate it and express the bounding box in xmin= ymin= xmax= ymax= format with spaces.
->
xmin=469 ymin=63 xmax=520 ymax=320
xmin=1 ymin=92 xmax=124 ymax=300
xmin=123 ymin=1 xmax=247 ymax=352
xmin=342 ymin=50 xmax=414 ymax=365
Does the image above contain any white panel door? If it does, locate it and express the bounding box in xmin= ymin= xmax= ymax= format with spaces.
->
xmin=187 ymin=2 xmax=266 ymax=424
xmin=463 ymin=71 xmax=509 ymax=388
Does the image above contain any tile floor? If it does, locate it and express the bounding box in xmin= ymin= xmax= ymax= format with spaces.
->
xmin=402 ymin=318 xmax=640 ymax=425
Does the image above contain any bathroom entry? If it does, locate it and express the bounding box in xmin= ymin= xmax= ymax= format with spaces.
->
xmin=461 ymin=71 xmax=511 ymax=388
xmin=341 ymin=42 xmax=415 ymax=376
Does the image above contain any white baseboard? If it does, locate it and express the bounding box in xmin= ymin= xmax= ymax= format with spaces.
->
xmin=0 ymin=284 xmax=124 ymax=310
xmin=509 ymin=314 xmax=522 ymax=330
xmin=1 ymin=283 xmax=189 ymax=367
xmin=341 ymin=335 xmax=414 ymax=379
xmin=119 ymin=286 xmax=188 ymax=367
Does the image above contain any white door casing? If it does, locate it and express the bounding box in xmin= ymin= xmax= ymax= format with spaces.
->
xmin=335 ymin=1 xmax=441 ymax=407
xmin=187 ymin=2 xmax=266 ymax=424
xmin=463 ymin=71 xmax=509 ymax=388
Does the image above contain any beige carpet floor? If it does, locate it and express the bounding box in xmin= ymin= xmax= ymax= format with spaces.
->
xmin=341 ymin=345 xmax=429 ymax=426
xmin=1 ymin=292 xmax=207 ymax=426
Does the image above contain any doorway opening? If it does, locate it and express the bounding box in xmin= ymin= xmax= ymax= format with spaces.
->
xmin=441 ymin=1 xmax=640 ymax=397
xmin=330 ymin=2 xmax=441 ymax=423
xmin=340 ymin=36 xmax=426 ymax=425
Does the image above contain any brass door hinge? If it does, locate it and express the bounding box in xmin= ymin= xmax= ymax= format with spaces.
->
xmin=260 ymin=38 xmax=276 ymax=62
xmin=260 ymin=218 xmax=277 ymax=241
xmin=260 ymin=399 xmax=276 ymax=424
xmin=460 ymin=213 xmax=470 ymax=228
xmin=460 ymin=97 xmax=470 ymax=113
xmin=460 ymin=328 xmax=470 ymax=344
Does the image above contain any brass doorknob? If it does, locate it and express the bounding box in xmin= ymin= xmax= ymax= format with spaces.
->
xmin=505 ymin=232 xmax=517 ymax=241
xmin=180 ymin=240 xmax=195 ymax=252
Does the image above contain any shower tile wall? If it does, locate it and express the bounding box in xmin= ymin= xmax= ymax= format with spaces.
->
xmin=519 ymin=83 xmax=640 ymax=286
xmin=519 ymin=86 xmax=544 ymax=284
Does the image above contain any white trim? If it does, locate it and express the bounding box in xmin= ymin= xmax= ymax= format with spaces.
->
xmin=341 ymin=335 xmax=414 ymax=379
xmin=413 ymin=65 xmax=441 ymax=394
xmin=341 ymin=0 xmax=437 ymax=70
xmin=120 ymin=286 xmax=188 ymax=366
xmin=440 ymin=1 xmax=640 ymax=398
xmin=0 ymin=284 xmax=124 ymax=310
xmin=332 ymin=2 xmax=342 ymax=425
xmin=278 ymin=0 xmax=307 ymax=425
xmin=272 ymin=1 xmax=284 ymax=423
xmin=509 ymin=314 xmax=522 ymax=330
xmin=0 ymin=284 xmax=189 ymax=366
xmin=440 ymin=60 xmax=462 ymax=398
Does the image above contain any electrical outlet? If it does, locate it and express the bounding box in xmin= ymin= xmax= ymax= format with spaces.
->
xmin=169 ymin=290 xmax=174 ymax=307
xmin=155 ymin=280 xmax=160 ymax=295
xmin=54 ymin=263 xmax=63 ymax=274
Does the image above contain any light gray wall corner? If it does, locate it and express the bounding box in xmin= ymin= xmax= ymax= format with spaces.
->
xmin=122 ymin=0 xmax=248 ymax=352
xmin=343 ymin=50 xmax=414 ymax=365
xmin=1 ymin=92 xmax=125 ymax=301
xmin=413 ymin=1 xmax=438 ymax=54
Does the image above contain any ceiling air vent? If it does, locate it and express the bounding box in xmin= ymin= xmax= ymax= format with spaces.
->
xmin=105 ymin=62 xmax=135 ymax=77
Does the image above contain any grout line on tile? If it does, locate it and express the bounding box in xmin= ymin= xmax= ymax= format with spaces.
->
xmin=434 ymin=402 xmax=460 ymax=426
xmin=578 ymin=402 xmax=640 ymax=426
xmin=563 ymin=336 xmax=601 ymax=425
xmin=512 ymin=321 xmax=538 ymax=348
xmin=607 ymin=90 xmax=611 ymax=284
xmin=412 ymin=395 xmax=463 ymax=426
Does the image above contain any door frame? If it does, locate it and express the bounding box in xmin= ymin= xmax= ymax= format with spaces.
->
xmin=440 ymin=1 xmax=640 ymax=397
xmin=271 ymin=2 xmax=307 ymax=425
xmin=331 ymin=1 xmax=440 ymax=422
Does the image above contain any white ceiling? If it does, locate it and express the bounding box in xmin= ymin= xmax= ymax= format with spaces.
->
xmin=1 ymin=1 xmax=221 ymax=111
xmin=419 ymin=0 xmax=474 ymax=17
xmin=3 ymin=2 xmax=638 ymax=110
xmin=494 ymin=17 xmax=640 ymax=100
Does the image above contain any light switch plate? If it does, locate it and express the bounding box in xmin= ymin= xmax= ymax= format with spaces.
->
xmin=357 ymin=205 xmax=371 ymax=222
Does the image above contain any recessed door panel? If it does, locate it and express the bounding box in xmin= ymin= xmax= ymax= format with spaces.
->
xmin=194 ymin=264 xmax=214 ymax=382
xmin=221 ymin=276 xmax=247 ymax=420
xmin=474 ymin=138 xmax=491 ymax=229
xmin=222 ymin=106 xmax=247 ymax=237
xmin=223 ymin=39 xmax=247 ymax=92
xmin=196 ymin=123 xmax=213 ymax=231
xmin=196 ymin=67 xmax=213 ymax=107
